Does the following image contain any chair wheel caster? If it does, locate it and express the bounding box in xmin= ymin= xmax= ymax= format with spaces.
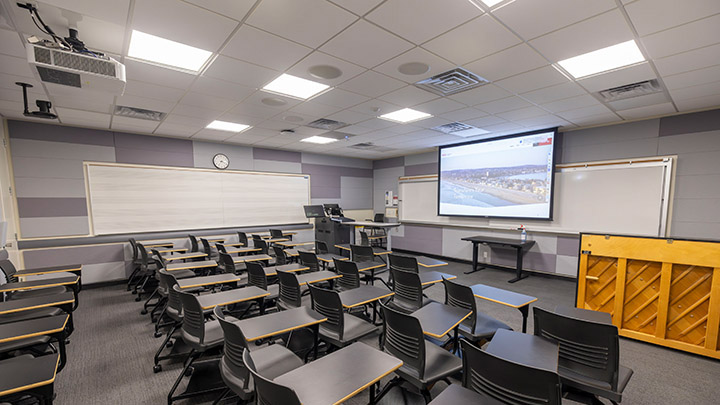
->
xmin=140 ymin=309 xmax=148 ymax=315
xmin=184 ymin=367 xmax=194 ymax=377
xmin=153 ymin=365 xmax=162 ymax=373
xmin=132 ymin=290 xmax=137 ymax=295
xmin=166 ymin=341 xmax=174 ymax=348
xmin=135 ymin=297 xmax=141 ymax=302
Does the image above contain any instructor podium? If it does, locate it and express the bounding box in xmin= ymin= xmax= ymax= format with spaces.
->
xmin=305 ymin=204 xmax=353 ymax=255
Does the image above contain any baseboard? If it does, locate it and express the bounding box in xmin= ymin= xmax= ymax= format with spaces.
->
xmin=83 ymin=279 xmax=126 ymax=289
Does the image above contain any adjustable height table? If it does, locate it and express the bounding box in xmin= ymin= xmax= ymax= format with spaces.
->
xmin=461 ymin=236 xmax=536 ymax=283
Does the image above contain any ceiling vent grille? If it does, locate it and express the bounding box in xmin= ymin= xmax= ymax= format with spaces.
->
xmin=349 ymin=142 xmax=395 ymax=152
xmin=114 ymin=105 xmax=166 ymax=121
xmin=597 ymin=79 xmax=663 ymax=102
xmin=306 ymin=118 xmax=348 ymax=131
xmin=414 ymin=68 xmax=489 ymax=96
xmin=432 ymin=122 xmax=489 ymax=137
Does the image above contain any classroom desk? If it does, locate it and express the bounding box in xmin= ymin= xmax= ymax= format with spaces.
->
xmin=149 ymin=247 xmax=188 ymax=254
xmin=165 ymin=260 xmax=216 ymax=272
xmin=13 ymin=264 xmax=82 ymax=278
xmin=342 ymin=221 xmax=401 ymax=252
xmin=218 ymin=242 xmax=245 ymax=248
xmin=471 ymin=284 xmax=538 ymax=333
xmin=0 ymin=276 xmax=79 ymax=293
xmin=419 ymin=271 xmax=456 ymax=286
xmin=461 ymin=236 xmax=536 ymax=283
xmin=275 ymin=342 xmax=402 ymax=404
xmin=0 ymin=292 xmax=74 ymax=316
xmin=335 ymin=244 xmax=391 ymax=256
xmin=231 ymin=254 xmax=272 ymax=264
xmin=487 ymin=329 xmax=558 ymax=372
xmin=196 ymin=287 xmax=269 ymax=311
xmin=234 ymin=306 xmax=326 ymax=359
xmin=264 ymin=263 xmax=308 ymax=277
xmin=416 ymin=256 xmax=448 ymax=268
xmin=555 ymin=305 xmax=612 ymax=325
xmin=259 ymin=238 xmax=290 ymax=244
xmin=412 ymin=302 xmax=471 ymax=353
xmin=176 ymin=274 xmax=243 ymax=289
xmin=339 ymin=285 xmax=394 ymax=323
xmin=140 ymin=241 xmax=175 ymax=248
xmin=162 ymin=252 xmax=208 ymax=262
xmin=225 ymin=247 xmax=262 ymax=255
xmin=316 ymin=253 xmax=347 ymax=263
xmin=275 ymin=241 xmax=314 ymax=248
xmin=0 ymin=353 xmax=59 ymax=402
xmin=295 ymin=271 xmax=342 ymax=286
xmin=0 ymin=315 xmax=68 ymax=371
xmin=428 ymin=384 xmax=504 ymax=405
xmin=355 ymin=261 xmax=388 ymax=287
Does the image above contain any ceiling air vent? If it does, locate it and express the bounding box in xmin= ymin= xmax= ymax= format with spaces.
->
xmin=349 ymin=142 xmax=395 ymax=153
xmin=114 ymin=105 xmax=166 ymax=121
xmin=414 ymin=67 xmax=489 ymax=96
xmin=306 ymin=118 xmax=348 ymax=131
xmin=432 ymin=122 xmax=489 ymax=138
xmin=597 ymin=79 xmax=663 ymax=102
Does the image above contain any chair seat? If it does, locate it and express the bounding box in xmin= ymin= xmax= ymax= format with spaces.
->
xmin=395 ymin=340 xmax=462 ymax=389
xmin=248 ymin=343 xmax=304 ymax=380
xmin=388 ymin=296 xmax=434 ymax=314
xmin=559 ymin=364 xmax=633 ymax=402
xmin=429 ymin=384 xmax=505 ymax=405
xmin=171 ymin=269 xmax=197 ymax=279
xmin=459 ymin=312 xmax=512 ymax=341
xmin=0 ymin=335 xmax=51 ymax=353
xmin=9 ymin=286 xmax=69 ymax=300
xmin=181 ymin=319 xmax=225 ymax=350
xmin=0 ymin=307 xmax=64 ymax=325
xmin=319 ymin=313 xmax=378 ymax=347
xmin=265 ymin=284 xmax=279 ymax=300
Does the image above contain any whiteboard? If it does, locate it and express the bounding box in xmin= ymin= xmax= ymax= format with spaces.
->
xmin=399 ymin=158 xmax=673 ymax=236
xmin=85 ymin=163 xmax=310 ymax=235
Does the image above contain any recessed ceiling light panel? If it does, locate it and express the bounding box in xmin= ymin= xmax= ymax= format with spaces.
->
xmin=301 ymin=136 xmax=338 ymax=144
xmin=558 ymin=40 xmax=645 ymax=79
xmin=128 ymin=30 xmax=212 ymax=72
xmin=379 ymin=108 xmax=432 ymax=124
xmin=262 ymin=73 xmax=330 ymax=100
xmin=206 ymin=120 xmax=251 ymax=133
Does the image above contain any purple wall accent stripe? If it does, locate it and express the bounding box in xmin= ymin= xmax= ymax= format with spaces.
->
xmin=114 ymin=148 xmax=194 ymax=167
xmin=311 ymin=186 xmax=341 ymax=198
xmin=490 ymin=249 xmax=557 ymax=273
xmin=556 ymin=235 xmax=580 ymax=257
xmin=373 ymin=156 xmax=405 ymax=169
xmin=113 ymin=132 xmax=193 ymax=153
xmin=17 ymin=197 xmax=88 ymax=218
xmin=404 ymin=163 xmax=438 ymax=176
xmin=659 ymin=109 xmax=720 ymax=137
xmin=8 ymin=120 xmax=115 ymax=146
xmin=391 ymin=224 xmax=443 ymax=256
xmin=253 ymin=147 xmax=302 ymax=163
xmin=302 ymin=163 xmax=372 ymax=178
xmin=23 ymin=244 xmax=124 ymax=268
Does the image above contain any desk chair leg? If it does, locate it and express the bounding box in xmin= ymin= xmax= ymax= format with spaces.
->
xmin=372 ymin=376 xmax=402 ymax=405
xmin=168 ymin=349 xmax=197 ymax=405
xmin=518 ymin=305 xmax=529 ymax=333
xmin=211 ymin=388 xmax=230 ymax=405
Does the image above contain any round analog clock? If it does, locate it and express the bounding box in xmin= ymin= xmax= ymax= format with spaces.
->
xmin=213 ymin=153 xmax=229 ymax=170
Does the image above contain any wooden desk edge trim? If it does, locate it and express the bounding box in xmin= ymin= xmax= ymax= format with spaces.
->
xmin=334 ymin=245 xmax=351 ymax=251
xmin=423 ymin=311 xmax=472 ymax=339
xmin=299 ymin=275 xmax=342 ymax=286
xmin=164 ymin=254 xmax=207 ymax=261
xmin=333 ymin=362 xmax=404 ymax=405
xmin=0 ymin=298 xmax=75 ymax=315
xmin=318 ymin=257 xmax=349 ymax=263
xmin=418 ymin=263 xmax=448 ymax=268
xmin=0 ymin=279 xmax=78 ymax=293
xmin=245 ymin=318 xmax=327 ymax=342
xmin=200 ymin=293 xmax=270 ymax=310
xmin=342 ymin=293 xmax=395 ymax=308
xmin=473 ymin=294 xmax=538 ymax=308
xmin=421 ymin=275 xmax=456 ymax=286
xmin=179 ymin=279 xmax=241 ymax=289
xmin=0 ymin=355 xmax=59 ymax=397
xmin=16 ymin=266 xmax=82 ymax=276
xmin=358 ymin=265 xmax=385 ymax=272
xmin=0 ymin=316 xmax=69 ymax=344
xmin=166 ymin=263 xmax=216 ymax=271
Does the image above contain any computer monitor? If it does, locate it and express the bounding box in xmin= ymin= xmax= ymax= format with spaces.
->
xmin=322 ymin=203 xmax=343 ymax=216
xmin=303 ymin=205 xmax=326 ymax=218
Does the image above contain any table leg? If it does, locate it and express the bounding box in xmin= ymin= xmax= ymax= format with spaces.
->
xmin=370 ymin=269 xmax=375 ymax=286
xmin=54 ymin=330 xmax=67 ymax=371
xmin=373 ymin=300 xmax=377 ymax=324
xmin=312 ymin=324 xmax=320 ymax=361
xmin=386 ymin=229 xmax=392 ymax=270
xmin=258 ymin=298 xmax=265 ymax=315
xmin=452 ymin=326 xmax=459 ymax=354
xmin=518 ymin=304 xmax=529 ymax=333
xmin=464 ymin=242 xmax=483 ymax=274
xmin=370 ymin=381 xmax=376 ymax=403
xmin=508 ymin=246 xmax=529 ymax=283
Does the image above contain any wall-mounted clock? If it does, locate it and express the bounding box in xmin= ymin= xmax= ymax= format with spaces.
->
xmin=213 ymin=153 xmax=229 ymax=170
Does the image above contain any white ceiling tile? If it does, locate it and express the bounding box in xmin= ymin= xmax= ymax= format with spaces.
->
xmin=607 ymin=92 xmax=668 ymax=111
xmin=422 ymin=15 xmax=521 ymax=65
xmin=349 ymin=99 xmax=402 ymax=116
xmin=377 ymin=86 xmax=438 ymax=107
xmin=576 ymin=62 xmax=656 ymax=93
xmin=663 ymin=64 xmax=720 ymax=90
xmin=124 ymin=59 xmax=196 ymax=90
xmin=540 ymin=94 xmax=601 ymax=113
xmin=154 ymin=122 xmax=202 ymax=137
xmin=529 ymin=9 xmax=635 ymax=62
xmin=177 ymin=92 xmax=238 ymax=112
xmin=116 ymin=94 xmax=176 ymax=113
xmin=412 ymin=98 xmax=466 ymax=115
xmin=409 ymin=116 xmax=452 ymax=130
xmin=132 ymin=0 xmax=238 ymax=51
xmin=311 ymin=89 xmax=369 ymax=109
xmin=366 ymin=0 xmax=481 ymax=45
xmin=477 ymin=122 xmax=524 ymax=134
xmin=56 ymin=108 xmax=111 ymax=127
xmin=269 ymin=112 xmax=321 ymax=126
xmin=191 ymin=128 xmax=236 ymax=141
xmin=183 ymin=0 xmax=256 ymax=21
xmin=328 ymin=0 xmax=384 ymax=16
xmin=229 ymin=100 xmax=283 ymax=119
xmin=372 ymin=47 xmax=456 ymax=83
xmin=336 ymin=124 xmax=374 ymax=135
xmin=521 ymin=82 xmax=587 ymax=104
xmin=338 ymin=71 xmax=406 ymax=98
xmin=0 ymin=28 xmax=27 ymax=58
xmin=464 ymin=44 xmax=548 ymax=82
xmin=163 ymin=114 xmax=213 ymax=127
xmin=357 ymin=118 xmax=397 ymax=130
xmin=669 ymin=81 xmax=720 ymax=101
xmin=0 ymin=73 xmax=44 ymax=97
xmin=255 ymin=120 xmax=299 ymax=131
xmin=111 ymin=115 xmax=160 ymax=132
xmin=246 ymin=0 xmax=357 ymax=48
xmin=447 ymin=84 xmax=511 ymax=106
xmin=222 ymin=25 xmax=312 ymax=71
xmin=654 ymin=43 xmax=720 ymax=77
xmin=438 ymin=107 xmax=488 ymax=122
xmin=123 ymin=80 xmax=187 ymax=103
xmin=514 ymin=115 xmax=570 ymax=129
xmin=240 ymin=127 xmax=282 ymax=138
xmin=63 ymin=17 xmax=126 ymax=55
xmin=215 ymin=112 xmax=264 ymax=127
xmin=190 ymin=76 xmax=255 ymax=101
xmin=476 ymin=96 xmax=532 ymax=114
xmin=640 ymin=14 xmax=720 ymax=59
xmin=625 ymin=0 xmax=720 ymax=37
xmin=493 ymin=0 xmax=617 ymax=40
xmin=171 ymin=103 xmax=223 ymax=120
xmin=242 ymin=91 xmax=302 ymax=111
xmin=292 ymin=126 xmax=329 ymax=136
xmin=50 ymin=92 xmax=114 ymax=114
xmin=570 ymin=112 xmax=622 ymax=126
xmin=674 ymin=94 xmax=720 ymax=112
xmin=325 ymin=109 xmax=373 ymax=125
xmin=320 ymin=20 xmax=414 ymax=68
xmin=204 ymin=55 xmax=279 ymax=88
xmin=496 ymin=106 xmax=548 ymax=121
xmin=39 ymin=0 xmax=131 ymax=26
xmin=288 ymin=100 xmax=343 ymax=117
xmin=0 ymin=54 xmax=34 ymax=78
xmin=285 ymin=51 xmax=366 ymax=87
xmin=617 ymin=102 xmax=676 ymax=120
xmin=385 ymin=124 xmax=425 ymax=134
xmin=558 ymin=104 xmax=614 ymax=120
xmin=495 ymin=66 xmax=569 ymax=94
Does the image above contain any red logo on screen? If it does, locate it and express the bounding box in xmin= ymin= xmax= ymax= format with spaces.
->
xmin=537 ymin=137 xmax=552 ymax=146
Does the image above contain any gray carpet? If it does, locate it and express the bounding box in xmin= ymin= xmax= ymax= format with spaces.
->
xmin=53 ymin=262 xmax=720 ymax=404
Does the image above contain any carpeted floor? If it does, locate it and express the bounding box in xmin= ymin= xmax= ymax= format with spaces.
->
xmin=53 ymin=262 xmax=720 ymax=404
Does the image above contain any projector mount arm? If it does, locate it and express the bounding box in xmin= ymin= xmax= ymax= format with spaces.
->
xmin=16 ymin=2 xmax=71 ymax=49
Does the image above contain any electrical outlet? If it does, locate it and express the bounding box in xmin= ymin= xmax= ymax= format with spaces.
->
xmin=482 ymin=251 xmax=488 ymax=259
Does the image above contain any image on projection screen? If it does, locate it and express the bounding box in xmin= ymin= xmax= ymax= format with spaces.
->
xmin=438 ymin=129 xmax=556 ymax=219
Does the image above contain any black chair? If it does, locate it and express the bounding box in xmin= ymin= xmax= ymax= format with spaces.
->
xmin=315 ymin=240 xmax=329 ymax=254
xmin=443 ymin=278 xmax=511 ymax=344
xmin=273 ymin=246 xmax=288 ymax=265
xmin=134 ymin=243 xmax=163 ymax=301
xmin=153 ymin=272 xmax=192 ymax=372
xmin=242 ymin=349 xmax=302 ymax=405
xmin=375 ymin=301 xmax=461 ymax=404
xmin=389 ymin=253 xmax=419 ymax=273
xmin=334 ymin=258 xmax=361 ymax=291
xmin=199 ymin=238 xmax=218 ymax=261
xmin=388 ymin=268 xmax=432 ymax=314
xmin=0 ymin=259 xmax=72 ymax=299
xmin=308 ymin=285 xmax=377 ymax=349
xmin=276 ymin=271 xmax=307 ymax=310
xmin=461 ymin=339 xmax=562 ymax=404
xmin=128 ymin=238 xmax=143 ymax=291
xmin=218 ymin=252 xmax=248 ymax=284
xmin=351 ymin=244 xmax=388 ymax=286
xmin=246 ymin=262 xmax=279 ymax=303
xmin=533 ymin=307 xmax=633 ymax=405
xmin=188 ymin=235 xmax=200 ymax=252
xmin=297 ymin=250 xmax=320 ymax=272
xmin=237 ymin=231 xmax=248 ymax=247
xmin=269 ymin=229 xmax=284 ymax=239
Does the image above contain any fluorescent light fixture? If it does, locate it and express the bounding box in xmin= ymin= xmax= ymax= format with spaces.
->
xmin=262 ymin=74 xmax=330 ymax=100
xmin=128 ymin=30 xmax=212 ymax=72
xmin=301 ymin=136 xmax=338 ymax=144
xmin=558 ymin=40 xmax=645 ymax=79
xmin=206 ymin=120 xmax=251 ymax=133
xmin=478 ymin=0 xmax=504 ymax=7
xmin=379 ymin=108 xmax=432 ymax=124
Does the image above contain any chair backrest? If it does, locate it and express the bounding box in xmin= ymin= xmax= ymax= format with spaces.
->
xmin=218 ymin=252 xmax=237 ymax=273
xmin=379 ymin=301 xmax=425 ymax=378
xmin=252 ymin=234 xmax=262 ymax=241
xmin=443 ymin=278 xmax=477 ymax=332
xmin=277 ymin=271 xmax=302 ymax=309
xmin=254 ymin=238 xmax=269 ymax=254
xmin=334 ymin=259 xmax=360 ymax=290
xmin=359 ymin=231 xmax=370 ymax=246
xmin=129 ymin=238 xmax=139 ymax=261
xmin=246 ymin=262 xmax=268 ymax=290
xmin=136 ymin=243 xmax=152 ymax=269
xmin=188 ymin=235 xmax=199 ymax=252
xmin=151 ymin=248 xmax=166 ymax=267
xmin=214 ymin=306 xmax=253 ymax=392
xmin=533 ymin=307 xmax=621 ymax=390
xmin=269 ymin=229 xmax=283 ymax=238
xmin=350 ymin=244 xmax=374 ymax=263
xmin=391 ymin=268 xmax=424 ymax=311
xmin=242 ymin=350 xmax=302 ymax=405
xmin=200 ymin=238 xmax=213 ymax=255
xmin=159 ymin=270 xmax=183 ymax=320
xmin=237 ymin=231 xmax=248 ymax=246
xmin=315 ymin=240 xmax=328 ymax=254
xmin=308 ymin=285 xmax=344 ymax=340
xmin=461 ymin=339 xmax=562 ymax=405
xmin=0 ymin=259 xmax=17 ymax=280
xmin=374 ymin=213 xmax=385 ymax=222
xmin=297 ymin=251 xmax=319 ymax=272
xmin=389 ymin=254 xmax=418 ymax=273
xmin=216 ymin=243 xmax=228 ymax=255
xmin=272 ymin=246 xmax=288 ymax=265
xmin=177 ymin=286 xmax=206 ymax=344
